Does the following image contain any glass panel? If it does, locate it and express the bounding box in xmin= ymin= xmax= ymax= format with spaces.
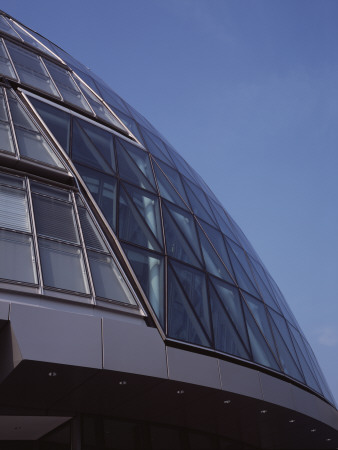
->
xmin=9 ymin=20 xmax=57 ymax=57
xmin=209 ymin=199 xmax=239 ymax=243
xmin=162 ymin=204 xmax=201 ymax=268
xmin=0 ymin=39 xmax=17 ymax=79
xmin=30 ymin=181 xmax=71 ymax=201
xmin=167 ymin=147 xmax=196 ymax=182
xmin=197 ymin=225 xmax=233 ymax=283
xmin=77 ymin=119 xmax=115 ymax=171
xmin=78 ymin=206 xmax=107 ymax=252
xmin=155 ymin=159 xmax=189 ymax=204
xmin=95 ymin=82 xmax=130 ymax=115
xmin=16 ymin=127 xmax=63 ymax=167
xmin=33 ymin=194 xmax=79 ymax=244
xmin=122 ymin=183 xmax=163 ymax=246
xmin=123 ymin=244 xmax=164 ymax=326
xmin=0 ymin=121 xmax=15 ymax=154
xmin=210 ymin=277 xmax=250 ymax=351
xmin=0 ymin=16 xmax=21 ymax=39
xmin=117 ymin=138 xmax=155 ymax=188
xmin=168 ymin=263 xmax=210 ymax=347
xmin=209 ymin=281 xmax=250 ymax=359
xmin=88 ymin=251 xmax=135 ymax=305
xmin=6 ymin=41 xmax=59 ymax=96
xmin=249 ymin=260 xmax=281 ymax=312
xmin=171 ymin=260 xmax=212 ymax=338
xmin=242 ymin=300 xmax=280 ymax=371
xmin=225 ymin=240 xmax=260 ymax=297
xmin=0 ymin=185 xmax=30 ymax=232
xmin=0 ymin=172 xmax=24 ymax=188
xmin=116 ymin=111 xmax=144 ymax=143
xmin=0 ymin=230 xmax=37 ymax=283
xmin=44 ymin=60 xmax=92 ymax=112
xmin=183 ymin=179 xmax=217 ymax=226
xmin=165 ymin=202 xmax=202 ymax=262
xmin=72 ymin=119 xmax=114 ymax=174
xmin=141 ymin=127 xmax=173 ymax=165
xmin=29 ymin=97 xmax=71 ymax=153
xmin=267 ymin=310 xmax=305 ymax=382
xmin=199 ymin=220 xmax=234 ymax=276
xmin=243 ymin=293 xmax=279 ymax=361
xmin=76 ymin=78 xmax=123 ymax=129
xmin=75 ymin=164 xmax=117 ymax=231
xmin=8 ymin=93 xmax=37 ymax=130
xmin=39 ymin=238 xmax=89 ymax=294
xmin=226 ymin=239 xmax=254 ymax=284
xmin=153 ymin=162 xmax=187 ymax=209
xmin=119 ymin=186 xmax=161 ymax=251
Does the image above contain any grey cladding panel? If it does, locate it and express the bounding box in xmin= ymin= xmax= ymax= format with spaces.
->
xmin=219 ymin=359 xmax=263 ymax=400
xmin=259 ymin=371 xmax=293 ymax=409
xmin=103 ymin=317 xmax=167 ymax=379
xmin=9 ymin=303 xmax=102 ymax=368
xmin=166 ymin=346 xmax=221 ymax=389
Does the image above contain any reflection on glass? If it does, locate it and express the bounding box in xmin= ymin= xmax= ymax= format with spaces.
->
xmin=0 ymin=230 xmax=37 ymax=284
xmin=39 ymin=238 xmax=89 ymax=293
xmin=0 ymin=39 xmax=17 ymax=79
xmin=88 ymin=251 xmax=135 ymax=304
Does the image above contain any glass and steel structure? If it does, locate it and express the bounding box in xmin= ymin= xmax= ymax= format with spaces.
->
xmin=0 ymin=5 xmax=335 ymax=425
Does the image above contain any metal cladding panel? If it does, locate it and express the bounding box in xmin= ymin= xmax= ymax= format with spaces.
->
xmin=102 ymin=317 xmax=167 ymax=379
xmin=9 ymin=303 xmax=102 ymax=369
xmin=166 ymin=346 xmax=221 ymax=390
xmin=0 ymin=300 xmax=9 ymax=321
xmin=259 ymin=371 xmax=294 ymax=410
xmin=219 ymin=359 xmax=263 ymax=400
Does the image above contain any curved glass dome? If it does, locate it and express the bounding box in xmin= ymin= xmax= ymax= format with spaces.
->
xmin=0 ymin=9 xmax=334 ymax=406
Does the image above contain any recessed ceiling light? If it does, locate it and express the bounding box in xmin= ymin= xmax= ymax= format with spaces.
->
xmin=260 ymin=409 xmax=268 ymax=414
xmin=326 ymin=438 xmax=332 ymax=442
xmin=176 ymin=390 xmax=184 ymax=395
xmin=224 ymin=400 xmax=231 ymax=404
xmin=118 ymin=380 xmax=127 ymax=385
xmin=48 ymin=371 xmax=57 ymax=377
xmin=310 ymin=428 xmax=316 ymax=432
xmin=289 ymin=419 xmax=296 ymax=423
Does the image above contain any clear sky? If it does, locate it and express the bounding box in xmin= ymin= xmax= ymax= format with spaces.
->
xmin=5 ymin=0 xmax=338 ymax=403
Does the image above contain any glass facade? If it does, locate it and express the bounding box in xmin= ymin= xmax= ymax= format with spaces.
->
xmin=0 ymin=9 xmax=334 ymax=407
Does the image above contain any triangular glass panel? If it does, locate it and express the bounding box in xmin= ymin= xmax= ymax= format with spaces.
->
xmin=167 ymin=263 xmax=210 ymax=347
xmin=162 ymin=204 xmax=201 ymax=268
xmin=266 ymin=273 xmax=298 ymax=327
xmin=226 ymin=239 xmax=253 ymax=283
xmin=75 ymin=163 xmax=117 ymax=231
xmin=115 ymin=111 xmax=144 ymax=144
xmin=242 ymin=299 xmax=280 ymax=371
xmin=119 ymin=186 xmax=161 ymax=251
xmin=76 ymin=78 xmax=125 ymax=131
xmin=122 ymin=182 xmax=163 ymax=247
xmin=166 ymin=147 xmax=197 ymax=183
xmin=227 ymin=213 xmax=259 ymax=260
xmin=76 ymin=119 xmax=115 ymax=171
xmin=121 ymin=139 xmax=156 ymax=187
xmin=154 ymin=159 xmax=189 ymax=204
xmin=122 ymin=243 xmax=164 ymax=327
xmin=71 ymin=68 xmax=99 ymax=93
xmin=209 ymin=281 xmax=250 ymax=359
xmin=209 ymin=199 xmax=239 ymax=243
xmin=0 ymin=38 xmax=17 ymax=80
xmin=127 ymin=104 xmax=157 ymax=135
xmin=209 ymin=276 xmax=250 ymax=352
xmin=165 ymin=201 xmax=203 ymax=262
xmin=225 ymin=240 xmax=260 ymax=297
xmin=141 ymin=127 xmax=174 ymax=165
xmin=267 ymin=310 xmax=305 ymax=382
xmin=249 ymin=261 xmax=282 ymax=312
xmin=184 ymin=178 xmax=217 ymax=224
xmin=197 ymin=224 xmax=233 ymax=283
xmin=171 ymin=260 xmax=212 ymax=339
xmin=7 ymin=91 xmax=65 ymax=169
xmin=115 ymin=138 xmax=155 ymax=192
xmin=199 ymin=220 xmax=234 ymax=277
xmin=0 ymin=89 xmax=15 ymax=154
xmin=183 ymin=178 xmax=217 ymax=225
xmin=77 ymin=206 xmax=108 ymax=252
xmin=28 ymin=97 xmax=71 ymax=154
xmin=95 ymin=82 xmax=130 ymax=115
xmin=287 ymin=326 xmax=322 ymax=393
xmin=269 ymin=310 xmax=303 ymax=374
xmin=153 ymin=162 xmax=187 ymax=209
xmin=71 ymin=118 xmax=114 ymax=174
xmin=242 ymin=292 xmax=279 ymax=363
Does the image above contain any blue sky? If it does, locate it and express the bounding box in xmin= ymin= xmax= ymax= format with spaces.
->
xmin=5 ymin=0 xmax=338 ymax=402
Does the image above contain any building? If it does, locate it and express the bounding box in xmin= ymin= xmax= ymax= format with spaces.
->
xmin=0 ymin=9 xmax=336 ymax=449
